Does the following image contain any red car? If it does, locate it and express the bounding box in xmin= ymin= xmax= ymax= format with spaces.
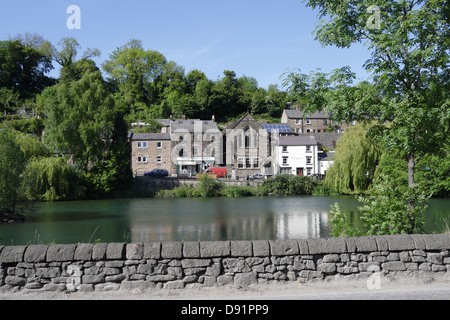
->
xmin=203 ymin=167 xmax=227 ymax=178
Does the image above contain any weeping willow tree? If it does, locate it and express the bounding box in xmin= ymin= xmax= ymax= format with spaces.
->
xmin=324 ymin=123 xmax=382 ymax=194
xmin=22 ymin=157 xmax=86 ymax=201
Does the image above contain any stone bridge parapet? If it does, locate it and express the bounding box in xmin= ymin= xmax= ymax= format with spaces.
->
xmin=0 ymin=234 xmax=449 ymax=293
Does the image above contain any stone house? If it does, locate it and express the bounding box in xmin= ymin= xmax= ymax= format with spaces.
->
xmin=281 ymin=107 xmax=357 ymax=134
xmin=281 ymin=109 xmax=331 ymax=133
xmin=130 ymin=133 xmax=172 ymax=177
xmin=222 ymin=113 xmax=278 ymax=179
xmin=276 ymin=136 xmax=319 ymax=176
xmin=170 ymin=119 xmax=221 ymax=176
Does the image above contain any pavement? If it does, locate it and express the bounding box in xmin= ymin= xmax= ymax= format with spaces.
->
xmin=1 ymin=273 xmax=450 ymax=300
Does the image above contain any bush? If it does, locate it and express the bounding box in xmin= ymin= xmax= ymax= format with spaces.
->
xmin=196 ymin=174 xmax=223 ymax=197
xmin=22 ymin=157 xmax=86 ymax=201
xmin=259 ymin=175 xmax=316 ymax=196
xmin=329 ymin=174 xmax=429 ymax=236
xmin=222 ymin=186 xmax=256 ymax=198
xmin=156 ymin=185 xmax=200 ymax=198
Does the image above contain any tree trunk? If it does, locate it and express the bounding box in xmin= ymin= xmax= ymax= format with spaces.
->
xmin=407 ymin=155 xmax=416 ymax=233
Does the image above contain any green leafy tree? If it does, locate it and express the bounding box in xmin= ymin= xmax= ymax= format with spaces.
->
xmin=85 ymin=112 xmax=132 ymax=195
xmin=102 ymin=39 xmax=167 ymax=115
xmin=0 ymin=129 xmax=27 ymax=218
xmin=0 ymin=87 xmax=21 ymax=114
xmin=0 ymin=40 xmax=54 ymax=100
xmin=293 ymin=0 xmax=449 ymax=230
xmin=54 ymin=37 xmax=100 ymax=81
xmin=22 ymin=157 xmax=86 ymax=202
xmin=40 ymin=71 xmax=115 ymax=171
xmin=324 ymin=123 xmax=382 ymax=194
xmin=329 ymin=174 xmax=428 ymax=236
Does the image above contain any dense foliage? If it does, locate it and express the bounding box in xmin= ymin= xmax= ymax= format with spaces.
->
xmin=0 ymin=33 xmax=289 ymax=214
xmin=156 ymin=175 xmax=318 ymax=199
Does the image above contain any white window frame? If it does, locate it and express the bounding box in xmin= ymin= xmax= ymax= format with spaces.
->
xmin=137 ymin=156 xmax=148 ymax=164
xmin=237 ymin=158 xmax=244 ymax=169
xmin=253 ymin=158 xmax=259 ymax=169
xmin=156 ymin=156 xmax=162 ymax=163
xmin=157 ymin=142 xmax=162 ymax=149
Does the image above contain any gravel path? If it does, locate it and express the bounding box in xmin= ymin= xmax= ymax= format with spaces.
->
xmin=1 ymin=274 xmax=450 ymax=300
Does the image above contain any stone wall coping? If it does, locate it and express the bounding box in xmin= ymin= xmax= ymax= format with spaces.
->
xmin=1 ymin=234 xmax=449 ymax=263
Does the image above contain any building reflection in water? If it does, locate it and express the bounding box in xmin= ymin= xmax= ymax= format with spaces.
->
xmin=128 ymin=197 xmax=331 ymax=242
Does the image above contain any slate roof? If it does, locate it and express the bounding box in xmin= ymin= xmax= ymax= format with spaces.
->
xmin=279 ymin=136 xmax=318 ymax=146
xmin=297 ymin=133 xmax=342 ymax=149
xmin=131 ymin=133 xmax=171 ymax=141
xmin=170 ymin=119 xmax=219 ymax=133
xmin=284 ymin=109 xmax=330 ymax=119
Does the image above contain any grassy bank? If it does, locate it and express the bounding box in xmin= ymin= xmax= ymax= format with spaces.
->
xmin=155 ymin=174 xmax=336 ymax=199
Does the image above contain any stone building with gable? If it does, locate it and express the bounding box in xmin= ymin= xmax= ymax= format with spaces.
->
xmin=130 ymin=132 xmax=172 ymax=177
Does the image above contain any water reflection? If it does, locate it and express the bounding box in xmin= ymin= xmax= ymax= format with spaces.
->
xmin=1 ymin=197 xmax=448 ymax=245
xmin=126 ymin=197 xmax=333 ymax=242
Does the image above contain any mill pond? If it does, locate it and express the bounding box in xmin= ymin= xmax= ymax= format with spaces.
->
xmin=0 ymin=196 xmax=449 ymax=246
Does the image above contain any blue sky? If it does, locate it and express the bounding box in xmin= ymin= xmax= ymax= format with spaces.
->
xmin=0 ymin=0 xmax=373 ymax=89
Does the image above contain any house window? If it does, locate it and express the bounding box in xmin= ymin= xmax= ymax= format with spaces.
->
xmin=137 ymin=142 xmax=148 ymax=148
xmin=157 ymin=142 xmax=162 ymax=148
xmin=295 ymin=119 xmax=301 ymax=125
xmin=254 ymin=158 xmax=259 ymax=168
xmin=245 ymin=135 xmax=250 ymax=148
xmin=156 ymin=156 xmax=162 ymax=163
xmin=246 ymin=158 xmax=251 ymax=168
xmin=306 ymin=156 xmax=312 ymax=164
xmin=306 ymin=168 xmax=312 ymax=175
xmin=280 ymin=168 xmax=291 ymax=175
xmin=282 ymin=156 xmax=288 ymax=165
xmin=137 ymin=156 xmax=148 ymax=164
xmin=238 ymin=158 xmax=244 ymax=169
xmin=306 ymin=120 xmax=311 ymax=125
xmin=306 ymin=129 xmax=311 ymax=133
xmin=282 ymin=146 xmax=288 ymax=153
xmin=295 ymin=128 xmax=301 ymax=133
xmin=306 ymin=146 xmax=312 ymax=153
xmin=179 ymin=148 xmax=184 ymax=157
xmin=323 ymin=120 xmax=327 ymax=125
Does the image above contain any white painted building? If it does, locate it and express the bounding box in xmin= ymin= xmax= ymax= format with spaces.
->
xmin=277 ymin=136 xmax=319 ymax=176
xmin=318 ymin=151 xmax=335 ymax=176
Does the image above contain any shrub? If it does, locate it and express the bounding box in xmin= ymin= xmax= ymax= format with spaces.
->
xmin=222 ymin=186 xmax=255 ymax=198
xmin=196 ymin=174 xmax=223 ymax=197
xmin=329 ymin=174 xmax=429 ymax=236
xmin=259 ymin=175 xmax=316 ymax=196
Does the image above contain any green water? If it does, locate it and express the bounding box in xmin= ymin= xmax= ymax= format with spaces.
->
xmin=0 ymin=196 xmax=448 ymax=245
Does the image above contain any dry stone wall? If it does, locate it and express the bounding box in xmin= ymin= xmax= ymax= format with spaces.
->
xmin=0 ymin=234 xmax=449 ymax=293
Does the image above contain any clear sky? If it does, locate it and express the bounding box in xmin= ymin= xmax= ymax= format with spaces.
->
xmin=0 ymin=0 xmax=373 ymax=89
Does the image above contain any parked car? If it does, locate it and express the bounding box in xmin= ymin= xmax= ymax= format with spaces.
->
xmin=249 ymin=173 xmax=264 ymax=180
xmin=144 ymin=169 xmax=169 ymax=178
xmin=202 ymin=167 xmax=227 ymax=178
